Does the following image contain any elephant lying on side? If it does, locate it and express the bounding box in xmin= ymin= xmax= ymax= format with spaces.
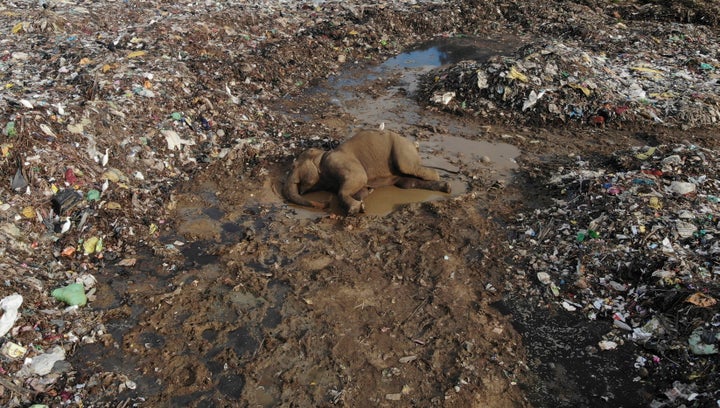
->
xmin=283 ymin=129 xmax=451 ymax=215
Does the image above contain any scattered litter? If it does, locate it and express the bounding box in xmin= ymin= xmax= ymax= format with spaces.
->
xmin=0 ymin=293 xmax=23 ymax=337
xmin=420 ymin=31 xmax=720 ymax=128
xmin=509 ymin=142 xmax=720 ymax=403
xmin=17 ymin=346 xmax=66 ymax=377
xmin=51 ymin=283 xmax=88 ymax=307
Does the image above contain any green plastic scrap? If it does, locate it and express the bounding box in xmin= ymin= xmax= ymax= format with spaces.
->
xmin=4 ymin=121 xmax=16 ymax=137
xmin=688 ymin=326 xmax=720 ymax=355
xmin=51 ymin=283 xmax=87 ymax=306
xmin=86 ymin=189 xmax=101 ymax=201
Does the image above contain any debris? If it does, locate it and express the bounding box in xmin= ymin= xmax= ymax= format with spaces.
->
xmin=385 ymin=393 xmax=402 ymax=401
xmin=688 ymin=327 xmax=720 ymax=355
xmin=399 ymin=355 xmax=418 ymax=363
xmin=51 ymin=283 xmax=88 ymax=307
xmin=82 ymin=236 xmax=102 ymax=255
xmin=0 ymin=294 xmax=23 ymax=337
xmin=420 ymin=32 xmax=720 ymax=128
xmin=536 ymin=272 xmax=551 ymax=285
xmin=10 ymin=158 xmax=28 ymax=192
xmin=686 ymin=292 xmax=717 ymax=308
xmin=0 ymin=0 xmax=719 ymax=406
xmin=17 ymin=346 xmax=66 ymax=377
xmin=50 ymin=189 xmax=83 ymax=216
xmin=1 ymin=341 xmax=28 ymax=359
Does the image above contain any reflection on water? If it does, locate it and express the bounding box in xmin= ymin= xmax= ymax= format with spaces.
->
xmin=381 ymin=36 xmax=521 ymax=69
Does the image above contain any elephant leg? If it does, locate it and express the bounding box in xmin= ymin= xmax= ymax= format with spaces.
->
xmin=338 ymin=175 xmax=368 ymax=215
xmin=392 ymin=139 xmax=440 ymax=181
xmin=352 ymin=187 xmax=374 ymax=201
xmin=395 ymin=177 xmax=451 ymax=193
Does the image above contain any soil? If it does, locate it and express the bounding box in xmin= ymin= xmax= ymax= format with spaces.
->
xmin=2 ymin=1 xmax=720 ymax=407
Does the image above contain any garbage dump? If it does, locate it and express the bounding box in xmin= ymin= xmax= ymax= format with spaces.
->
xmin=1 ymin=0 xmax=720 ymax=406
xmin=507 ymin=143 xmax=720 ymax=406
xmin=419 ymin=25 xmax=720 ymax=129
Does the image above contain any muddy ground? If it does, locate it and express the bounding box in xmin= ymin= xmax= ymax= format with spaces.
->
xmin=2 ymin=0 xmax=720 ymax=407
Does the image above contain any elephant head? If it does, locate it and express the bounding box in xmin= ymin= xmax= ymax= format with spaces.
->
xmin=283 ymin=148 xmax=329 ymax=209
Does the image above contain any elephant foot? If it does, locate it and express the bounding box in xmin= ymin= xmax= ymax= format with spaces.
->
xmin=346 ymin=200 xmax=364 ymax=216
xmin=310 ymin=200 xmax=329 ymax=209
xmin=441 ymin=181 xmax=451 ymax=193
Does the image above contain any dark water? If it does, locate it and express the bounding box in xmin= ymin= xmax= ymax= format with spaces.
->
xmin=381 ymin=36 xmax=519 ymax=69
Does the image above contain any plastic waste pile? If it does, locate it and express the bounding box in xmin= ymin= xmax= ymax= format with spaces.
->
xmin=509 ymin=143 xmax=720 ymax=404
xmin=419 ymin=25 xmax=720 ymax=128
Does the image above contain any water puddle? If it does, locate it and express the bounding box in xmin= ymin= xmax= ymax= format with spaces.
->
xmin=321 ymin=35 xmax=522 ymax=132
xmin=288 ymin=132 xmax=519 ymax=217
xmin=423 ymin=134 xmax=519 ymax=177
xmin=381 ymin=36 xmax=518 ymax=70
xmin=288 ymin=185 xmax=452 ymax=218
xmin=164 ymin=37 xmax=523 ymax=225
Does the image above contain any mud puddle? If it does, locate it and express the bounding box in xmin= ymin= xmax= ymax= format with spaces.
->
xmin=168 ymin=36 xmax=523 ymax=219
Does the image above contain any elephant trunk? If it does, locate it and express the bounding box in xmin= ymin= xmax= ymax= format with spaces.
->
xmin=283 ymin=174 xmax=313 ymax=207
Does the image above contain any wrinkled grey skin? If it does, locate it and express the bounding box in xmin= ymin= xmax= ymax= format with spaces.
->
xmin=284 ymin=129 xmax=451 ymax=215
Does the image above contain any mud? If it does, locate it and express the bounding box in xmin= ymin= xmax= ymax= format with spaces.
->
xmin=72 ymin=38 xmax=535 ymax=406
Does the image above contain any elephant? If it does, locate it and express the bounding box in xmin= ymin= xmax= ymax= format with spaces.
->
xmin=283 ymin=129 xmax=451 ymax=215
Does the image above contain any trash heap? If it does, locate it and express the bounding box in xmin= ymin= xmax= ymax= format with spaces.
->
xmin=418 ymin=23 xmax=720 ymax=128
xmin=508 ymin=143 xmax=720 ymax=405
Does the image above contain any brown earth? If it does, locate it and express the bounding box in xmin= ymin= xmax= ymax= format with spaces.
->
xmin=2 ymin=0 xmax=720 ymax=407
